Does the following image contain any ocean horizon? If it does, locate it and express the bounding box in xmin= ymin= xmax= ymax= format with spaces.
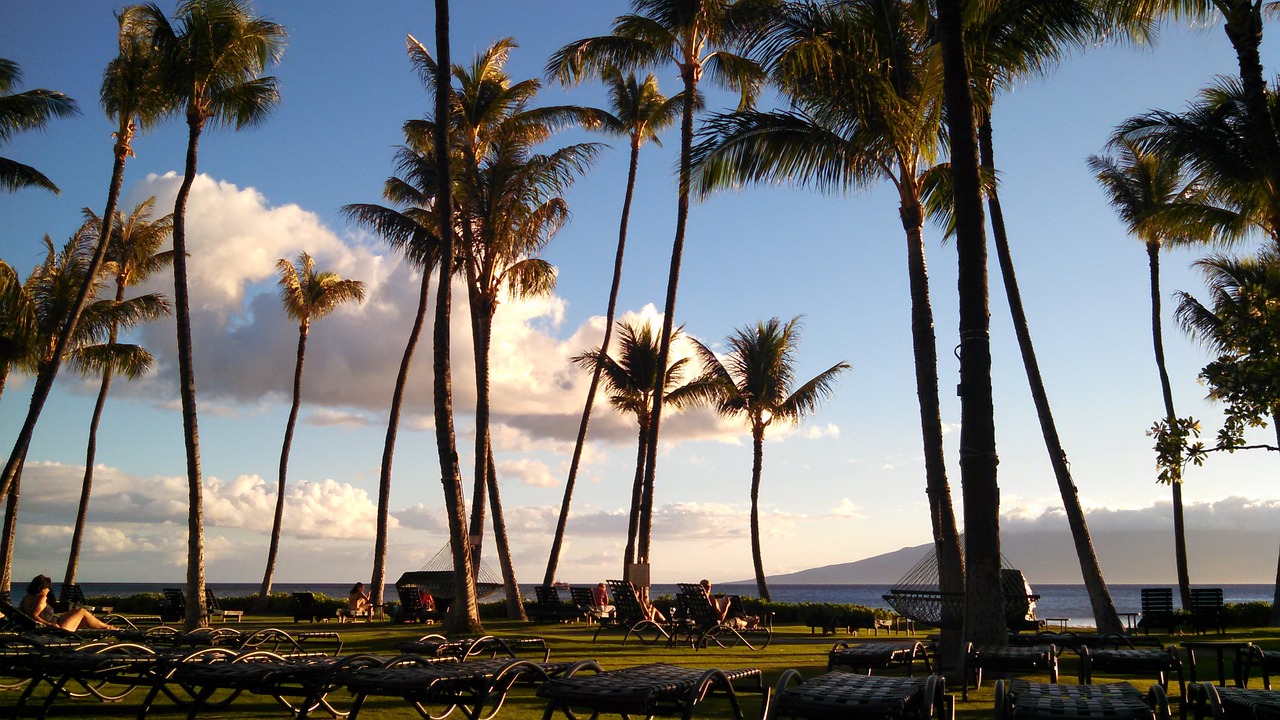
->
xmin=46 ymin=581 xmax=1274 ymax=629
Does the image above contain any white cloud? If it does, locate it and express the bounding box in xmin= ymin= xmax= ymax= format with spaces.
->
xmin=830 ymin=498 xmax=865 ymax=519
xmin=498 ymin=458 xmax=559 ymax=488
xmin=1000 ymin=495 xmax=1280 ymax=533
xmin=305 ymin=408 xmax=373 ymax=428
xmin=803 ymin=423 xmax=841 ymax=439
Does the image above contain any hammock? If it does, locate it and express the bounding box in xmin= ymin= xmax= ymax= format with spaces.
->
xmin=396 ymin=542 xmax=506 ymax=601
xmin=882 ymin=541 xmax=1040 ymax=630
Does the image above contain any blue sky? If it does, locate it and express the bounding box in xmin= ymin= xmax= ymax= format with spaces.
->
xmin=1 ymin=1 xmax=1278 ymax=588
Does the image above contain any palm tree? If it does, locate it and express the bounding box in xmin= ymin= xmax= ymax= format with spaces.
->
xmin=691 ymin=0 xmax=965 ymax=629
xmin=677 ymin=317 xmax=848 ymax=601
xmin=132 ymin=0 xmax=285 ymax=629
xmin=424 ymin=37 xmax=599 ymax=619
xmin=542 ymin=69 xmax=682 ymax=588
xmin=0 ymin=260 xmax=35 ymax=401
xmin=0 ymin=13 xmax=161 ymax=526
xmin=549 ymin=0 xmax=768 ymax=574
xmin=0 ymin=231 xmax=167 ymax=591
xmin=571 ymin=320 xmax=694 ymax=572
xmin=427 ymin=0 xmax=484 ymax=635
xmin=341 ymin=120 xmax=443 ymax=610
xmin=1088 ymin=140 xmax=1227 ymax=611
xmin=0 ymin=57 xmax=79 ymax=193
xmin=961 ymin=0 xmax=1123 ymax=634
xmin=64 ymin=198 xmax=174 ymax=589
xmin=1175 ymin=250 xmax=1280 ymax=623
xmin=254 ymin=253 xmax=364 ymax=610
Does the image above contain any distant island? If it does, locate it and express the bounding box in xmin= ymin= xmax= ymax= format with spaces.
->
xmin=739 ymin=529 xmax=1278 ymax=585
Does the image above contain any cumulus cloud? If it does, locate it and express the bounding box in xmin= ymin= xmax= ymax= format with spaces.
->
xmin=305 ymin=409 xmax=373 ymax=428
xmin=830 ymin=498 xmax=865 ymax=519
xmin=803 ymin=423 xmax=841 ymax=439
xmin=499 ymin=458 xmax=559 ymax=488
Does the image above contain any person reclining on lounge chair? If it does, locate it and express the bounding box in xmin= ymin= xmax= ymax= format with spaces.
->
xmin=697 ymin=579 xmax=760 ymax=629
xmin=21 ymin=574 xmax=116 ymax=631
xmin=591 ymin=583 xmax=615 ymax=618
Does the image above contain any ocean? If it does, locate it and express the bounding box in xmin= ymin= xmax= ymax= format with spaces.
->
xmin=56 ymin=581 xmax=1274 ymax=628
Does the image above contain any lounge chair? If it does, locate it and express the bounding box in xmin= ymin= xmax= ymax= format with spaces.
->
xmin=159 ymin=588 xmax=186 ymax=623
xmin=828 ymin=641 xmax=932 ymax=676
xmin=570 ymin=586 xmax=611 ymax=625
xmin=394 ymin=634 xmax=551 ymax=661
xmin=529 ymin=585 xmax=578 ymax=623
xmin=1191 ymin=682 xmax=1280 ymax=720
xmin=540 ymin=662 xmax=764 ymax=720
xmin=995 ymin=679 xmax=1170 ymax=720
xmin=291 ymin=592 xmax=333 ymax=623
xmin=204 ymin=588 xmax=243 ymax=623
xmin=591 ymin=580 xmax=670 ymax=645
xmin=1138 ymin=588 xmax=1181 ymax=635
xmin=767 ymin=669 xmax=949 ymax=720
xmin=674 ymin=582 xmax=772 ymax=650
xmin=10 ymin=640 xmax=161 ymax=717
xmin=1188 ymin=588 xmax=1225 ymax=635
xmin=1078 ymin=638 xmax=1185 ymax=708
xmin=1241 ymin=646 xmax=1280 ymax=689
xmin=962 ymin=643 xmax=1058 ymax=701
xmin=54 ymin=583 xmax=88 ymax=613
xmin=390 ymin=582 xmax=441 ymax=624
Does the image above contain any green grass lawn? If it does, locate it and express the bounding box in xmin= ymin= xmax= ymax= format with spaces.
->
xmin=1 ymin=617 xmax=1275 ymax=718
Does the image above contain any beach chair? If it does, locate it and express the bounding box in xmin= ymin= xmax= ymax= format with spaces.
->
xmin=1188 ymin=588 xmax=1225 ymax=634
xmin=994 ymin=679 xmax=1170 ymax=720
xmin=53 ymin=583 xmax=88 ymax=613
xmin=291 ymin=592 xmax=333 ymax=623
xmin=203 ymin=588 xmax=243 ymax=623
xmin=390 ymin=583 xmax=440 ymax=624
xmin=1078 ymin=639 xmax=1185 ymax=708
xmin=570 ymin=586 xmax=611 ymax=624
xmin=592 ymin=580 xmax=670 ymax=645
xmin=1191 ymin=682 xmax=1280 ymax=720
xmin=828 ymin=641 xmax=932 ymax=676
xmin=674 ymin=582 xmax=772 ymax=650
xmin=962 ymin=643 xmax=1058 ymax=701
xmin=158 ymin=588 xmax=186 ymax=623
xmin=541 ymin=662 xmax=764 ymax=720
xmin=1138 ymin=588 xmax=1181 ymax=634
xmin=1241 ymin=646 xmax=1280 ymax=689
xmin=529 ymin=585 xmax=578 ymax=623
xmin=767 ymin=669 xmax=949 ymax=720
xmin=395 ymin=634 xmax=551 ymax=661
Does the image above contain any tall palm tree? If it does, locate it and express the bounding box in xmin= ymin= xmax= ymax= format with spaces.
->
xmin=542 ymin=69 xmax=682 ymax=588
xmin=422 ymin=36 xmax=599 ymax=619
xmin=0 ymin=12 xmax=161 ymax=523
xmin=133 ymin=0 xmax=285 ymax=629
xmin=960 ymin=0 xmax=1123 ymax=634
xmin=64 ymin=198 xmax=174 ymax=589
xmin=255 ymin=253 xmax=364 ymax=610
xmin=341 ymin=120 xmax=443 ymax=610
xmin=427 ymin=0 xmax=484 ymax=635
xmin=1089 ymin=140 xmax=1228 ymax=610
xmin=549 ymin=0 xmax=768 ymax=574
xmin=677 ymin=317 xmax=848 ymax=601
xmin=691 ymin=0 xmax=965 ymax=628
xmin=0 ymin=231 xmax=166 ymax=591
xmin=0 ymin=260 xmax=36 ymax=401
xmin=0 ymin=57 xmax=78 ymax=193
xmin=1175 ymin=250 xmax=1280 ymax=623
xmin=571 ymin=320 xmax=694 ymax=573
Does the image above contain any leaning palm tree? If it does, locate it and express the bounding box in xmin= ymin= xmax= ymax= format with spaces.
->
xmin=677 ymin=317 xmax=848 ymax=601
xmin=254 ymin=253 xmax=364 ymax=610
xmin=549 ymin=0 xmax=768 ymax=571
xmin=64 ymin=198 xmax=173 ymax=589
xmin=960 ymin=0 xmax=1123 ymax=634
xmin=132 ymin=0 xmax=285 ymax=630
xmin=426 ymin=0 xmax=484 ymax=634
xmin=691 ymin=0 xmax=965 ymax=628
xmin=542 ymin=68 xmax=682 ymax=588
xmin=1175 ymin=250 xmax=1280 ymax=623
xmin=0 ymin=57 xmax=78 ymax=193
xmin=341 ymin=121 xmax=443 ymax=611
xmin=0 ymin=13 xmax=162 ymax=521
xmin=0 ymin=231 xmax=166 ymax=591
xmin=1089 ymin=140 xmax=1233 ymax=611
xmin=572 ymin=320 xmax=695 ymax=574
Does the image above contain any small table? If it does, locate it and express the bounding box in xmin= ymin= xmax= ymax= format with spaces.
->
xmin=1119 ymin=613 xmax=1141 ymax=632
xmin=1045 ymin=618 xmax=1069 ymax=631
xmin=1182 ymin=641 xmax=1253 ymax=687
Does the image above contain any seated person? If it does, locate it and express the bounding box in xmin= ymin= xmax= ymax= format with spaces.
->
xmin=419 ymin=589 xmax=436 ymax=616
xmin=590 ymin=582 xmax=615 ymax=618
xmin=348 ymin=581 xmax=372 ymax=619
xmin=698 ymin=579 xmax=760 ymax=628
xmin=21 ymin=575 xmax=115 ymax=632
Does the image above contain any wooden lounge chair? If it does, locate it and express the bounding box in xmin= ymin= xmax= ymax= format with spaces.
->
xmin=529 ymin=585 xmax=578 ymax=624
xmin=995 ymin=679 xmax=1170 ymax=720
xmin=962 ymin=643 xmax=1059 ymax=701
xmin=291 ymin=592 xmax=333 ymax=623
xmin=828 ymin=641 xmax=932 ymax=676
xmin=204 ymin=588 xmax=243 ymax=623
xmin=767 ymin=669 xmax=950 ymax=720
xmin=53 ymin=583 xmax=89 ymax=613
xmin=1138 ymin=588 xmax=1182 ymax=635
xmin=591 ymin=580 xmax=670 ymax=645
xmin=674 ymin=583 xmax=772 ymax=650
xmin=1188 ymin=589 xmax=1225 ymax=635
xmin=570 ymin=586 xmax=611 ymax=625
xmin=540 ymin=662 xmax=763 ymax=720
xmin=160 ymin=588 xmax=186 ymax=623
xmin=390 ymin=582 xmax=441 ymax=624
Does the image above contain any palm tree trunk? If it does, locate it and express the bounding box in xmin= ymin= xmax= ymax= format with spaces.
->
xmin=433 ymin=0 xmax=482 ymax=634
xmin=371 ymin=268 xmax=432 ymax=608
xmin=897 ymin=191 xmax=965 ymax=631
xmin=750 ymin=424 xmax=770 ymax=601
xmin=981 ymin=118 xmax=1122 ymax=634
xmin=640 ymin=63 xmax=699 ymax=573
xmin=637 ymin=415 xmax=657 ymax=563
xmin=0 ymin=121 xmax=132 ymax=506
xmin=1271 ymin=412 xmax=1280 ymax=626
xmin=623 ymin=419 xmax=647 ymax=574
xmin=0 ymin=364 xmax=8 ymax=400
xmin=486 ymin=444 xmax=526 ymax=619
xmin=937 ymin=0 xmax=1003 ymax=646
xmin=65 ymin=362 xmax=115 ymax=589
xmin=0 ymin=466 xmax=20 ymax=596
xmin=1147 ymin=241 xmax=1192 ymax=609
xmin=175 ymin=114 xmax=208 ymax=631
xmin=1220 ymin=1 xmax=1280 ymax=231
xmin=466 ymin=290 xmax=490 ymax=577
xmin=256 ymin=325 xmax=307 ymax=610
xmin=544 ymin=134 xmax=643 ymax=587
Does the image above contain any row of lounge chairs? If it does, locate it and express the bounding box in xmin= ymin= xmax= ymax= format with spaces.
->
xmin=1139 ymin=588 xmax=1227 ymax=635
